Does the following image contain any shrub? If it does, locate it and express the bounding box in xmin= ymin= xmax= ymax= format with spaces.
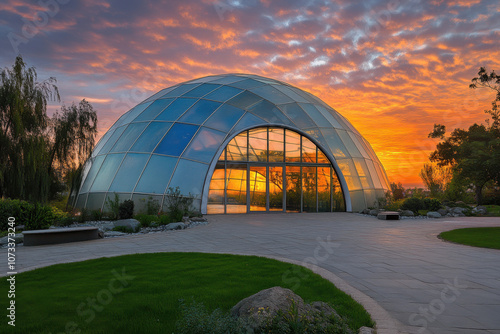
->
xmin=119 ymin=200 xmax=134 ymax=219
xmin=90 ymin=209 xmax=103 ymax=221
xmin=105 ymin=193 xmax=120 ymax=220
xmin=423 ymin=198 xmax=442 ymax=211
xmin=401 ymin=197 xmax=425 ymax=214
xmin=134 ymin=214 xmax=158 ymax=228
xmin=164 ymin=187 xmax=194 ymax=222
xmin=175 ymin=300 xmax=245 ymax=334
xmin=0 ymin=199 xmax=61 ymax=231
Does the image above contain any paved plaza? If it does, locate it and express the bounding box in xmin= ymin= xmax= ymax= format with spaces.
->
xmin=1 ymin=213 xmax=499 ymax=333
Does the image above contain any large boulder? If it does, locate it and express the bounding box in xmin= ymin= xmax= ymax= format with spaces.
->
xmin=368 ymin=209 xmax=379 ymax=216
xmin=400 ymin=210 xmax=414 ymax=217
xmin=165 ymin=222 xmax=186 ymax=230
xmin=113 ymin=219 xmax=140 ymax=232
xmin=0 ymin=233 xmax=23 ymax=245
xmin=450 ymin=207 xmax=467 ymax=216
xmin=427 ymin=211 xmax=442 ymax=219
xmin=473 ymin=206 xmax=488 ymax=215
xmin=231 ymin=286 xmax=349 ymax=333
xmin=437 ymin=208 xmax=448 ymax=217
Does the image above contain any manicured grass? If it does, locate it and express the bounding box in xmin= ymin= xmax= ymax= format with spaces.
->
xmin=0 ymin=253 xmax=373 ymax=333
xmin=439 ymin=227 xmax=500 ymax=249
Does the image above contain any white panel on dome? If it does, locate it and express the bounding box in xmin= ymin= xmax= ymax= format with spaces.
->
xmin=365 ymin=159 xmax=383 ymax=189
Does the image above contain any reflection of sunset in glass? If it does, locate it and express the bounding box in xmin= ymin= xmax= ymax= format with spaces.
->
xmin=2 ymin=0 xmax=498 ymax=187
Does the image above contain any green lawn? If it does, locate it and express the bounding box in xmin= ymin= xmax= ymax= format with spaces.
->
xmin=439 ymin=227 xmax=500 ymax=249
xmin=0 ymin=253 xmax=373 ymax=333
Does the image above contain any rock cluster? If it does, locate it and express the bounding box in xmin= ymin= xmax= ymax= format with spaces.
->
xmin=0 ymin=216 xmax=209 ymax=247
xmin=231 ymin=286 xmax=373 ymax=334
xmin=361 ymin=204 xmax=489 ymax=220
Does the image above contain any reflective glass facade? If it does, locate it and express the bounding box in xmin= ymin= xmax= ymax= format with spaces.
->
xmin=74 ymin=74 xmax=390 ymax=213
xmin=207 ymin=127 xmax=344 ymax=213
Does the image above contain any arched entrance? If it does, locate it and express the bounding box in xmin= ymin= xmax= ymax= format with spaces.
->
xmin=207 ymin=127 xmax=345 ymax=213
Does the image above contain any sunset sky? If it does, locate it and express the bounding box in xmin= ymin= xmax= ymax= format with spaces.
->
xmin=1 ymin=0 xmax=499 ymax=187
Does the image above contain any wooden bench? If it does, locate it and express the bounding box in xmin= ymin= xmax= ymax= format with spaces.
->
xmin=23 ymin=227 xmax=99 ymax=246
xmin=377 ymin=211 xmax=400 ymax=220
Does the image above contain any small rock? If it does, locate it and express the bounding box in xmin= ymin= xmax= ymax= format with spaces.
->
xmin=0 ymin=233 xmax=24 ymax=245
xmin=165 ymin=222 xmax=186 ymax=230
xmin=400 ymin=210 xmax=414 ymax=217
xmin=451 ymin=207 xmax=466 ymax=214
xmin=475 ymin=206 xmax=488 ymax=215
xmin=358 ymin=326 xmax=375 ymax=334
xmin=437 ymin=208 xmax=448 ymax=216
xmin=113 ymin=219 xmax=140 ymax=232
xmin=104 ymin=231 xmax=127 ymax=237
xmin=99 ymin=222 xmax=115 ymax=232
xmin=369 ymin=209 xmax=379 ymax=216
xmin=427 ymin=211 xmax=442 ymax=218
xmin=97 ymin=230 xmax=104 ymax=239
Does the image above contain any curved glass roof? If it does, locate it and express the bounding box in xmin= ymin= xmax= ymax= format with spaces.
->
xmin=75 ymin=74 xmax=390 ymax=213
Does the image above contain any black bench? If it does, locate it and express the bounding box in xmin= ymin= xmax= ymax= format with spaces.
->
xmin=23 ymin=227 xmax=99 ymax=246
xmin=377 ymin=211 xmax=400 ymax=220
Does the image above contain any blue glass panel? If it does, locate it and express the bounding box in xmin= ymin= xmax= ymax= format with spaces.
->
xmin=130 ymin=122 xmax=172 ymax=153
xmin=230 ymin=112 xmax=266 ymax=134
xmin=90 ymin=154 xmax=125 ymax=192
xmin=279 ymin=103 xmax=316 ymax=129
xmin=247 ymin=100 xmax=294 ymax=126
xmin=228 ymin=78 xmax=266 ymax=89
xmin=143 ymin=87 xmax=174 ymax=103
xmin=79 ymin=155 xmax=105 ymax=193
xmin=178 ymin=100 xmax=222 ymax=125
xmin=168 ymin=159 xmax=208 ymax=197
xmin=135 ymin=155 xmax=178 ymax=194
xmin=92 ymin=128 xmax=115 ymax=157
xmin=210 ymin=76 xmax=246 ymax=85
xmin=160 ymin=84 xmax=200 ymax=98
xmin=110 ymin=122 xmax=148 ymax=153
xmin=118 ymin=102 xmax=153 ymax=126
xmin=204 ymin=85 xmax=243 ymax=102
xmin=249 ymin=85 xmax=294 ymax=104
xmin=226 ymin=91 xmax=263 ymax=109
xmin=188 ymin=76 xmax=223 ymax=84
xmin=109 ymin=154 xmax=149 ymax=192
xmin=98 ymin=125 xmax=127 ymax=155
xmin=154 ymin=123 xmax=199 ymax=156
xmin=183 ymin=127 xmax=225 ymax=163
xmin=182 ymin=84 xmax=220 ymax=98
xmin=133 ymin=98 xmax=174 ymax=122
xmin=204 ymin=104 xmax=245 ymax=132
xmin=154 ymin=98 xmax=198 ymax=121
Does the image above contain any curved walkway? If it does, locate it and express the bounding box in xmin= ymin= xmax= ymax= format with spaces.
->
xmin=2 ymin=213 xmax=500 ymax=333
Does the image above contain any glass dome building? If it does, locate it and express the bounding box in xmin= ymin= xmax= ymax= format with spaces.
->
xmin=74 ymin=74 xmax=390 ymax=214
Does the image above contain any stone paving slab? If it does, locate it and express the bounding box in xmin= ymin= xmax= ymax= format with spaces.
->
xmin=1 ymin=213 xmax=499 ymax=334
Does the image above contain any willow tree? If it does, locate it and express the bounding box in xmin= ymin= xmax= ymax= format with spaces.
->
xmin=0 ymin=55 xmax=97 ymax=203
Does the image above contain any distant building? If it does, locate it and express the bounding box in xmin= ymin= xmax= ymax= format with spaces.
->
xmin=73 ymin=74 xmax=390 ymax=213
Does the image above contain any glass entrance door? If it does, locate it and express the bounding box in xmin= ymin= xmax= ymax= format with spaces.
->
xmin=249 ymin=166 xmax=267 ymax=212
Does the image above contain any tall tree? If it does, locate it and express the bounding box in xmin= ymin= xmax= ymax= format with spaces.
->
xmin=419 ymin=163 xmax=452 ymax=198
xmin=0 ymin=56 xmax=97 ymax=203
xmin=428 ymin=67 xmax=500 ymax=204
